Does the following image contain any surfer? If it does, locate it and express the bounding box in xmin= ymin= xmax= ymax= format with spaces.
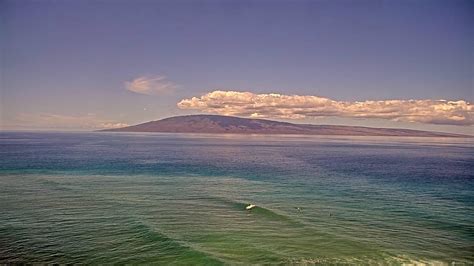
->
xmin=246 ymin=204 xmax=256 ymax=210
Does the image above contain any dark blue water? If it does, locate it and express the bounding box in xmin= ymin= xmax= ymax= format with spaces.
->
xmin=1 ymin=132 xmax=473 ymax=264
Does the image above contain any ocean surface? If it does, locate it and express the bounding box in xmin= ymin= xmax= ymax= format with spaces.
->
xmin=0 ymin=132 xmax=473 ymax=264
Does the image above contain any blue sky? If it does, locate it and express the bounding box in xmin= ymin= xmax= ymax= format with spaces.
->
xmin=1 ymin=0 xmax=473 ymax=134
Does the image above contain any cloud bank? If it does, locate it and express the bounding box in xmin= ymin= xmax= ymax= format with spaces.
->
xmin=177 ymin=91 xmax=473 ymax=126
xmin=15 ymin=113 xmax=129 ymax=129
xmin=126 ymin=76 xmax=178 ymax=95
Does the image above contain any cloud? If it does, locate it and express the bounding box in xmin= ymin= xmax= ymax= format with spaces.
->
xmin=177 ymin=90 xmax=473 ymax=126
xmin=15 ymin=113 xmax=129 ymax=129
xmin=125 ymin=76 xmax=178 ymax=95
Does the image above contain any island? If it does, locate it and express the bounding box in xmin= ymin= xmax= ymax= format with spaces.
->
xmin=99 ymin=115 xmax=468 ymax=137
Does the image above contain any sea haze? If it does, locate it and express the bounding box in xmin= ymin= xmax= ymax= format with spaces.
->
xmin=0 ymin=132 xmax=473 ymax=264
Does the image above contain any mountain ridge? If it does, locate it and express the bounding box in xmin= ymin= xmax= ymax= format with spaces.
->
xmin=100 ymin=115 xmax=469 ymax=137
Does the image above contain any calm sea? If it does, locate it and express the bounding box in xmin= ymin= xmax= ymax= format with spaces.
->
xmin=0 ymin=132 xmax=473 ymax=264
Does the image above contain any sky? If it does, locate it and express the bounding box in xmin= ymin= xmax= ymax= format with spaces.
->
xmin=1 ymin=0 xmax=473 ymax=134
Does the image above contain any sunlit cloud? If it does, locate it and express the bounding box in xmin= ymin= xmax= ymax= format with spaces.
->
xmin=15 ymin=113 xmax=129 ymax=129
xmin=178 ymin=90 xmax=473 ymax=126
xmin=125 ymin=75 xmax=178 ymax=95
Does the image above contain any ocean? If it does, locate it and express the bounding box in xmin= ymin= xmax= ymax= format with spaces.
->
xmin=0 ymin=132 xmax=473 ymax=264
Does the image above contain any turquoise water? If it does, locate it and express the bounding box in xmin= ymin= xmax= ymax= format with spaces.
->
xmin=0 ymin=132 xmax=473 ymax=264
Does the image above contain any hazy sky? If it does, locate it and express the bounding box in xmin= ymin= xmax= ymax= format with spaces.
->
xmin=1 ymin=0 xmax=473 ymax=134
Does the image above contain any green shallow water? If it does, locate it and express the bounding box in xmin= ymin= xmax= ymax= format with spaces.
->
xmin=0 ymin=132 xmax=473 ymax=264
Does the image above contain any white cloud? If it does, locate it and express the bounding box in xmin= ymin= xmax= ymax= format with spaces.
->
xmin=14 ymin=113 xmax=129 ymax=129
xmin=177 ymin=90 xmax=473 ymax=126
xmin=125 ymin=76 xmax=178 ymax=95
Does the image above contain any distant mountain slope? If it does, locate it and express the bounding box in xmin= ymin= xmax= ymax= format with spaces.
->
xmin=101 ymin=115 xmax=467 ymax=137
